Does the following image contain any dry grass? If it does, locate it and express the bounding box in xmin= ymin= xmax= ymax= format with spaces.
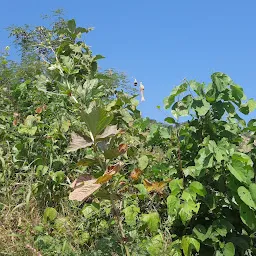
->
xmin=0 ymin=200 xmax=42 ymax=256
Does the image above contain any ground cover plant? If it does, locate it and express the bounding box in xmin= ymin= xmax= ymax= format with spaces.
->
xmin=0 ymin=12 xmax=256 ymax=256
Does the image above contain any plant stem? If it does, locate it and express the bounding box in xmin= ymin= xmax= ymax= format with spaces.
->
xmin=110 ymin=196 xmax=130 ymax=256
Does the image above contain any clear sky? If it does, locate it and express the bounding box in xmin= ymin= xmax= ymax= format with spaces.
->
xmin=0 ymin=1 xmax=256 ymax=122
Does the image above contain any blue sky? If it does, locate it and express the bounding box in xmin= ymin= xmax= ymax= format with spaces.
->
xmin=0 ymin=1 xmax=256 ymax=122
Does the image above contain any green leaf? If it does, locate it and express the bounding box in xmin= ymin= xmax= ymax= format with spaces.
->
xmin=223 ymin=242 xmax=235 ymax=256
xmin=120 ymin=109 xmax=133 ymax=123
xmin=159 ymin=127 xmax=170 ymax=139
xmin=181 ymin=236 xmax=200 ymax=256
xmin=147 ymin=234 xmax=163 ymax=256
xmin=43 ymin=207 xmax=57 ymax=222
xmin=141 ymin=212 xmax=160 ymax=233
xmin=227 ymin=152 xmax=254 ymax=185
xmin=169 ymin=179 xmax=183 ymax=196
xmin=189 ymin=181 xmax=207 ymax=197
xmin=164 ymin=83 xmax=188 ymax=109
xmin=67 ymin=19 xmax=76 ymax=33
xmin=249 ymin=183 xmax=256 ymax=203
xmin=82 ymin=204 xmax=100 ymax=219
xmin=81 ymin=106 xmax=113 ymax=138
xmin=211 ymin=72 xmax=232 ymax=92
xmin=193 ymin=99 xmax=211 ymax=116
xmin=50 ymin=171 xmax=65 ymax=183
xmin=240 ymin=99 xmax=256 ymax=114
xmin=123 ymin=205 xmax=140 ymax=226
xmin=165 ymin=117 xmax=176 ymax=124
xmin=239 ymin=202 xmax=256 ymax=230
xmin=167 ymin=195 xmax=180 ymax=216
xmin=237 ymin=186 xmax=256 ymax=209
xmin=179 ymin=201 xmax=200 ymax=225
xmin=138 ymin=155 xmax=149 ymax=170
xmin=193 ymin=225 xmax=212 ymax=242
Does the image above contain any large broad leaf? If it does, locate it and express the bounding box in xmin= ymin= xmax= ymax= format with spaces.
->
xmin=189 ymin=181 xmax=207 ymax=197
xmin=167 ymin=195 xmax=180 ymax=216
xmin=138 ymin=155 xmax=149 ymax=170
xmin=239 ymin=99 xmax=256 ymax=114
xmin=237 ymin=186 xmax=256 ymax=209
xmin=181 ymin=236 xmax=200 ymax=256
xmin=164 ymin=83 xmax=188 ymax=109
xmin=96 ymin=125 xmax=119 ymax=140
xmin=67 ymin=132 xmax=93 ymax=152
xmin=122 ymin=205 xmax=140 ymax=226
xmin=169 ymin=178 xmax=184 ymax=196
xmin=147 ymin=234 xmax=164 ymax=256
xmin=211 ymin=72 xmax=232 ymax=92
xmin=67 ymin=19 xmax=76 ymax=33
xmin=249 ymin=183 xmax=256 ymax=203
xmin=43 ymin=207 xmax=57 ymax=223
xmin=227 ymin=152 xmax=254 ymax=185
xmin=179 ymin=201 xmax=200 ymax=225
xmin=69 ymin=175 xmax=101 ymax=201
xmin=141 ymin=212 xmax=160 ymax=233
xmin=239 ymin=202 xmax=256 ymax=230
xmin=223 ymin=242 xmax=235 ymax=256
xmin=81 ymin=106 xmax=113 ymax=138
xmin=193 ymin=225 xmax=212 ymax=242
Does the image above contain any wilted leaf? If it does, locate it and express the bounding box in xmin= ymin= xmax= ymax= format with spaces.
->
xmin=96 ymin=162 xmax=123 ymax=184
xmin=35 ymin=106 xmax=43 ymax=114
xmin=67 ymin=133 xmax=93 ymax=152
xmin=130 ymin=168 xmax=142 ymax=181
xmin=143 ymin=179 xmax=168 ymax=194
xmin=77 ymin=158 xmax=98 ymax=166
xmin=118 ymin=143 xmax=128 ymax=154
xmin=96 ymin=174 xmax=113 ymax=184
xmin=69 ymin=175 xmax=101 ymax=201
xmin=96 ymin=125 xmax=119 ymax=140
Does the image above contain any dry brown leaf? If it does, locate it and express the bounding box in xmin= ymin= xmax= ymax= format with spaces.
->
xmin=130 ymin=168 xmax=142 ymax=181
xmin=118 ymin=144 xmax=128 ymax=154
xmin=96 ymin=125 xmax=119 ymax=140
xmin=67 ymin=132 xmax=93 ymax=152
xmin=35 ymin=106 xmax=43 ymax=114
xmin=69 ymin=175 xmax=101 ymax=201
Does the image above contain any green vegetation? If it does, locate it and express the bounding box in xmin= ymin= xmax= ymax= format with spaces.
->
xmin=1 ymin=13 xmax=256 ymax=256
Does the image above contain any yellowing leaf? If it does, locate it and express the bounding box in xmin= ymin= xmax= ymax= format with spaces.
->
xmin=96 ymin=162 xmax=124 ymax=184
xmin=96 ymin=174 xmax=113 ymax=184
xmin=69 ymin=175 xmax=101 ymax=201
xmin=143 ymin=179 xmax=169 ymax=194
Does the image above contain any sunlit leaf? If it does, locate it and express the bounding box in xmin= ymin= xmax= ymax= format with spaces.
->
xmin=143 ymin=179 xmax=168 ymax=194
xmin=67 ymin=133 xmax=93 ymax=152
xmin=69 ymin=175 xmax=101 ymax=201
